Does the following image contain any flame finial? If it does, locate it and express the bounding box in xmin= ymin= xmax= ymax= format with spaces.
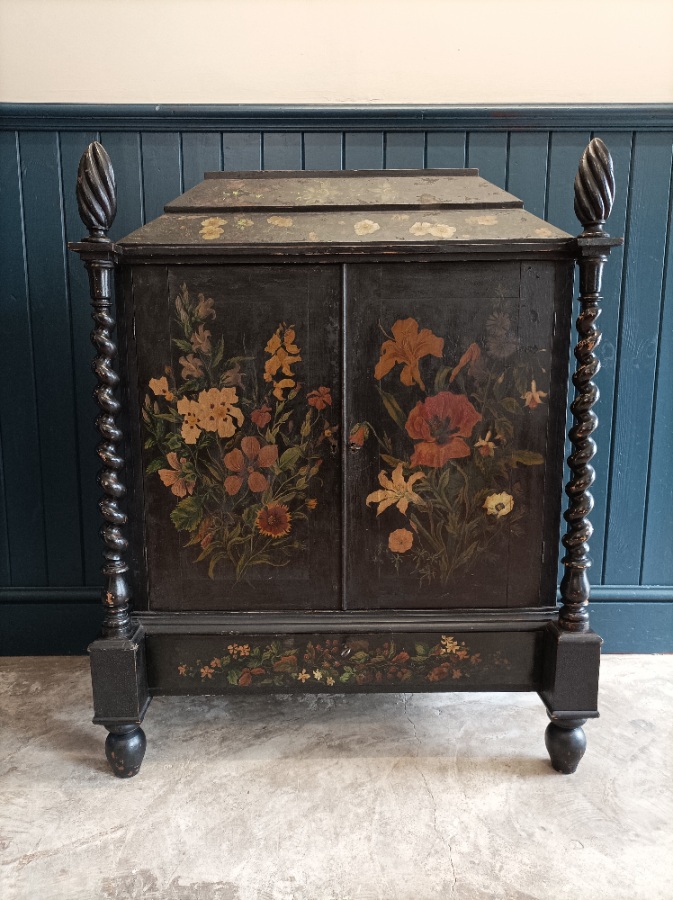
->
xmin=574 ymin=137 xmax=615 ymax=236
xmin=76 ymin=141 xmax=117 ymax=239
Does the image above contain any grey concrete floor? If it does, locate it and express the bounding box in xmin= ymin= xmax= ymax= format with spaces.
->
xmin=0 ymin=655 xmax=671 ymax=900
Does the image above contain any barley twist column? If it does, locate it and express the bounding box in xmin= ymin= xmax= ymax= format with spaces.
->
xmin=73 ymin=142 xmax=148 ymax=777
xmin=558 ymin=138 xmax=616 ymax=633
xmin=76 ymin=141 xmax=133 ymax=640
xmin=544 ymin=138 xmax=618 ymax=775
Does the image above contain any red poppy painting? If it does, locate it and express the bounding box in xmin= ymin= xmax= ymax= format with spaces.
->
xmin=364 ymin=310 xmax=548 ymax=586
xmin=405 ymin=391 xmax=482 ymax=467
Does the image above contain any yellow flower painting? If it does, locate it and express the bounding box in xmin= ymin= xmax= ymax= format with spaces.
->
xmin=409 ymin=222 xmax=457 ymax=238
xmin=366 ymin=464 xmax=424 ymax=516
xmin=199 ymin=217 xmax=226 ymax=240
xmin=354 ymin=219 xmax=381 ymax=236
xmin=142 ymin=284 xmax=335 ymax=580
xmin=483 ymin=492 xmax=514 ymax=518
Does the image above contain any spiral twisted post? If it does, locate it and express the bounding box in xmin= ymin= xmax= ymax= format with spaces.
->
xmin=75 ymin=142 xmax=132 ymax=640
xmin=559 ymin=138 xmax=617 ymax=633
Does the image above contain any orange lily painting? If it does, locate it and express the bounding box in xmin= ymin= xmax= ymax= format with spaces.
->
xmin=362 ymin=306 xmax=549 ymax=586
xmin=143 ymin=284 xmax=334 ymax=580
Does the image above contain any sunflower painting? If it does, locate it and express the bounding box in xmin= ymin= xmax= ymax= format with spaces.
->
xmin=142 ymin=283 xmax=334 ymax=581
xmin=360 ymin=306 xmax=549 ymax=587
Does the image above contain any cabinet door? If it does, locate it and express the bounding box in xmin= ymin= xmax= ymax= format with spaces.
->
xmin=345 ymin=261 xmax=572 ymax=610
xmin=133 ymin=264 xmax=342 ymax=611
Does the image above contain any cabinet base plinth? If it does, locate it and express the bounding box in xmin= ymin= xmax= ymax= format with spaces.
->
xmin=539 ymin=622 xmax=601 ymax=718
xmin=89 ymin=624 xmax=151 ymax=775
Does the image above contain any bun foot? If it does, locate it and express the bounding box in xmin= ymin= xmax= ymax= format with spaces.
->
xmin=105 ymin=725 xmax=147 ymax=778
xmin=545 ymin=717 xmax=587 ymax=774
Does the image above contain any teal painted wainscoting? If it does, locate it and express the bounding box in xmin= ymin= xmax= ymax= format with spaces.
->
xmin=1 ymin=105 xmax=672 ymax=654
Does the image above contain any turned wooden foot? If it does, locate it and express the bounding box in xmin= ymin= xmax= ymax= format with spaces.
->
xmin=545 ymin=716 xmax=587 ymax=774
xmin=105 ymin=725 xmax=147 ymax=778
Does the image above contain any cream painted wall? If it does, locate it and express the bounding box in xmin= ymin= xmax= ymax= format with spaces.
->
xmin=0 ymin=0 xmax=672 ymax=104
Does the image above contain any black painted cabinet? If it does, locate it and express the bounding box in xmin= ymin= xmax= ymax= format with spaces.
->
xmin=71 ymin=142 xmax=620 ymax=777
xmin=343 ymin=260 xmax=572 ymax=611
xmin=130 ymin=263 xmax=342 ymax=612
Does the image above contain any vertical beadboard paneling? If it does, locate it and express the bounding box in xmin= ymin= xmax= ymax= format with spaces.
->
xmin=99 ymin=132 xmax=144 ymax=241
xmin=59 ymin=130 xmax=102 ymax=585
xmin=181 ymin=133 xmax=223 ymax=189
xmin=466 ymin=132 xmax=508 ymax=188
xmin=384 ymin=132 xmax=426 ymax=169
xmin=425 ymin=133 xmax=466 ymax=168
xmin=641 ymin=161 xmax=673 ymax=584
xmin=19 ymin=131 xmax=83 ymax=585
xmin=603 ymin=133 xmax=673 ymax=585
xmin=0 ymin=438 xmax=8 ymax=584
xmin=302 ymin=133 xmax=343 ymax=170
xmin=344 ymin=132 xmax=384 ymax=169
xmin=0 ymin=131 xmax=48 ymax=586
xmin=506 ymin=132 xmax=549 ymax=218
xmin=585 ymin=132 xmax=633 ymax=578
xmin=140 ymin=132 xmax=182 ymax=221
xmin=223 ymin=133 xmax=261 ymax=170
xmin=545 ymin=132 xmax=592 ymax=233
xmin=262 ymin=132 xmax=302 ymax=170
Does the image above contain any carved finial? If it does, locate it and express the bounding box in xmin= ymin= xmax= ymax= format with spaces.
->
xmin=76 ymin=141 xmax=117 ymax=240
xmin=574 ymin=138 xmax=615 ymax=236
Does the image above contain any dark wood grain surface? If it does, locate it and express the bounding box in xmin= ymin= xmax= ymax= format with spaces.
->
xmin=132 ymin=264 xmax=342 ymax=611
xmin=344 ymin=261 xmax=571 ymax=610
xmin=127 ymin=255 xmax=572 ymax=614
xmin=166 ymin=169 xmax=518 ymax=212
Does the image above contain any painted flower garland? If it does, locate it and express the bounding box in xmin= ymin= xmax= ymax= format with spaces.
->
xmin=177 ymin=634 xmax=510 ymax=688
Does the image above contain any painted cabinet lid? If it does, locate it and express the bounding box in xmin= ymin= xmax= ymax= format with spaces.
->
xmin=164 ymin=169 xmax=521 ymax=212
xmin=117 ymin=169 xmax=572 ymax=253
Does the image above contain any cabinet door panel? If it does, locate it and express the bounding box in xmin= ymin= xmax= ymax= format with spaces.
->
xmin=345 ymin=261 xmax=571 ymax=610
xmin=133 ymin=264 xmax=341 ymax=611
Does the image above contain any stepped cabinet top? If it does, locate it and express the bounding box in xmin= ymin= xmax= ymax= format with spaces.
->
xmin=116 ymin=168 xmax=572 ymax=255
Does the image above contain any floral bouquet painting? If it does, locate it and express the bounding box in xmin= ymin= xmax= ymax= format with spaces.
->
xmin=142 ymin=284 xmax=334 ymax=580
xmin=361 ymin=309 xmax=548 ymax=587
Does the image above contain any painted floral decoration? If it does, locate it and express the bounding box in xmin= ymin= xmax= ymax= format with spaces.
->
xmin=143 ymin=283 xmax=335 ymax=580
xmin=374 ymin=317 xmax=444 ymax=390
xmin=409 ymin=221 xmax=457 ymax=238
xmin=354 ymin=219 xmax=381 ymax=236
xmin=199 ymin=217 xmax=226 ymax=240
xmin=362 ymin=307 xmax=549 ymax=586
xmin=177 ymin=634 xmax=509 ymax=688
